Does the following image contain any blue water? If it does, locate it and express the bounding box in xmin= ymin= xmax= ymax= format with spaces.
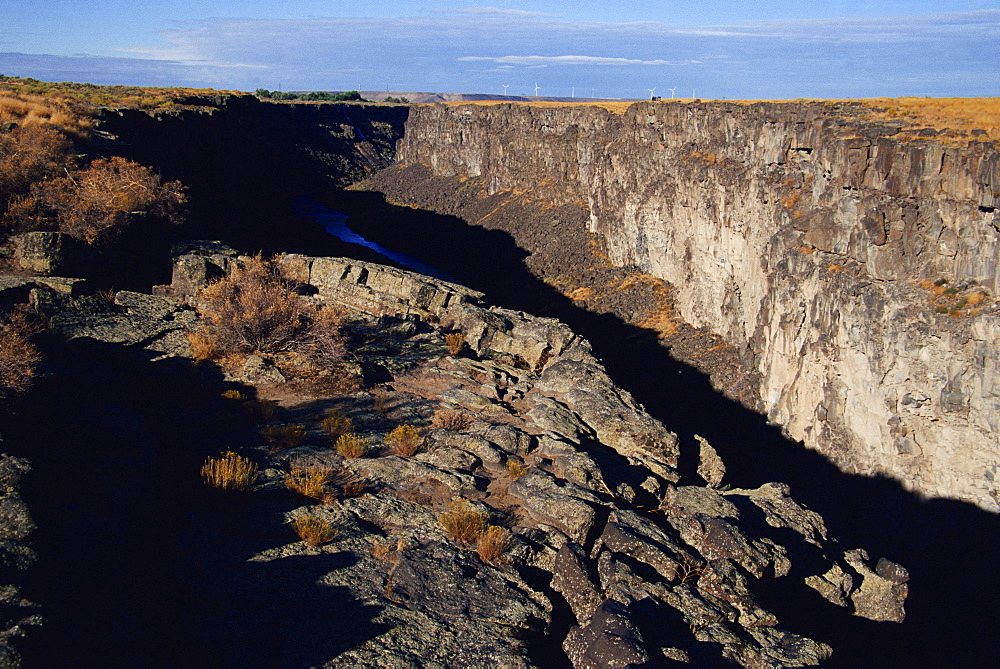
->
xmin=292 ymin=195 xmax=455 ymax=282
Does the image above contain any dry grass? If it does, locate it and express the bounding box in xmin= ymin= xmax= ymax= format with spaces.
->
xmin=476 ymin=526 xmax=514 ymax=564
xmin=291 ymin=514 xmax=338 ymax=546
xmin=0 ymin=90 xmax=90 ymax=135
xmin=860 ymin=97 xmax=1000 ymax=143
xmin=285 ymin=467 xmax=336 ymax=502
xmin=439 ymin=499 xmax=489 ymax=545
xmin=336 ymin=434 xmax=371 ymax=459
xmin=444 ymin=332 xmax=465 ymax=356
xmin=200 ymin=452 xmax=258 ymax=491
xmin=261 ymin=424 xmax=307 ymax=452
xmin=431 ymin=408 xmax=473 ymax=432
xmin=385 ymin=425 xmax=423 ymax=457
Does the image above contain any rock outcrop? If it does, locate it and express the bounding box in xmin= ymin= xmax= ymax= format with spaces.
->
xmin=396 ymin=101 xmax=1000 ymax=510
xmin=62 ymin=243 xmax=897 ymax=666
xmin=22 ymin=241 xmax=910 ymax=664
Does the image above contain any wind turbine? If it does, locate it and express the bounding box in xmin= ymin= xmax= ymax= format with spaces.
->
xmin=534 ymin=83 xmax=541 ymax=97
xmin=669 ymin=87 xmax=676 ymax=99
xmin=502 ymin=84 xmax=509 ymax=96
xmin=648 ymin=87 xmax=656 ymax=100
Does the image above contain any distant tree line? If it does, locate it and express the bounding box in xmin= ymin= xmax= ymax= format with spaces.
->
xmin=254 ymin=89 xmax=366 ymax=102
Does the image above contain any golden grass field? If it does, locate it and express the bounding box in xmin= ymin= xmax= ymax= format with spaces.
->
xmin=0 ymin=76 xmax=238 ymax=134
xmin=444 ymin=97 xmax=1000 ymax=142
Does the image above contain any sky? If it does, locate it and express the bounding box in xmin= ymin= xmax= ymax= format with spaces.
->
xmin=2 ymin=1 xmax=998 ymax=99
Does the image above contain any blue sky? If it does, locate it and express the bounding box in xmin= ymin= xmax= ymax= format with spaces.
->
xmin=2 ymin=2 xmax=998 ymax=99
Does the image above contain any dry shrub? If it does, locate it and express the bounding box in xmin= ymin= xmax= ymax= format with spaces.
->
xmin=285 ymin=467 xmax=336 ymax=502
xmin=431 ymin=407 xmax=473 ymax=432
xmin=0 ymin=310 xmax=41 ymax=400
xmin=444 ymin=332 xmax=465 ymax=356
xmin=476 ymin=526 xmax=514 ymax=564
xmin=7 ymin=156 xmax=186 ymax=244
xmin=0 ymin=124 xmax=71 ymax=216
xmin=385 ymin=425 xmax=423 ymax=457
xmin=200 ymin=452 xmax=258 ymax=491
xmin=336 ymin=434 xmax=370 ymax=459
xmin=321 ymin=409 xmax=354 ymax=441
xmin=261 ymin=424 xmax=307 ymax=452
xmin=371 ymin=386 xmax=390 ymax=414
xmin=194 ymin=255 xmax=347 ymax=367
xmin=439 ymin=499 xmax=488 ymax=545
xmin=505 ymin=460 xmax=529 ymax=481
xmin=291 ymin=514 xmax=338 ymax=546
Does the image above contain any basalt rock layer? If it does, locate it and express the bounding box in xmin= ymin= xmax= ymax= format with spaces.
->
xmin=396 ymin=101 xmax=1000 ymax=510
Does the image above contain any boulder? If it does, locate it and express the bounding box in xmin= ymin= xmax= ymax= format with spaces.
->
xmin=563 ymin=599 xmax=650 ymax=669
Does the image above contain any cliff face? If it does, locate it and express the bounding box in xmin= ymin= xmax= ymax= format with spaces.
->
xmin=398 ymin=102 xmax=1000 ymax=510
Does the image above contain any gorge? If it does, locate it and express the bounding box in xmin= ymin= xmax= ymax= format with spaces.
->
xmin=4 ymin=92 xmax=999 ymax=666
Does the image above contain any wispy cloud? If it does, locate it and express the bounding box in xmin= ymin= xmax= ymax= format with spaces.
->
xmin=459 ymin=55 xmax=673 ymax=67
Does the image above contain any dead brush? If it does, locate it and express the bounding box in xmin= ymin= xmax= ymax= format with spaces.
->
xmin=261 ymin=424 xmax=307 ymax=453
xmin=431 ymin=407 xmax=473 ymax=432
xmin=444 ymin=332 xmax=465 ymax=356
xmin=291 ymin=514 xmax=338 ymax=546
xmin=439 ymin=499 xmax=489 ymax=546
xmin=476 ymin=525 xmax=514 ymax=564
xmin=371 ymin=386 xmax=390 ymax=414
xmin=336 ymin=434 xmax=371 ymax=459
xmin=200 ymin=452 xmax=258 ymax=491
xmin=505 ymin=460 xmax=529 ymax=481
xmin=321 ymin=409 xmax=354 ymax=441
xmin=385 ymin=425 xmax=423 ymax=457
xmin=285 ymin=467 xmax=337 ymax=502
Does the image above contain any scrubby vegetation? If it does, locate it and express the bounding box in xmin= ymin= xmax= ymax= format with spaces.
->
xmin=430 ymin=407 xmax=473 ymax=432
xmin=192 ymin=255 xmax=347 ymax=369
xmin=385 ymin=424 xmax=423 ymax=457
xmin=1 ymin=75 xmax=233 ymax=112
xmin=439 ymin=499 xmax=488 ymax=545
xmin=321 ymin=409 xmax=354 ymax=441
xmin=0 ymin=77 xmax=189 ymax=245
xmin=336 ymin=434 xmax=370 ymax=459
xmin=285 ymin=467 xmax=337 ymax=502
xmin=291 ymin=514 xmax=337 ymax=546
xmin=261 ymin=424 xmax=307 ymax=452
xmin=200 ymin=452 xmax=259 ymax=491
xmin=0 ymin=309 xmax=40 ymax=400
xmin=6 ymin=156 xmax=186 ymax=244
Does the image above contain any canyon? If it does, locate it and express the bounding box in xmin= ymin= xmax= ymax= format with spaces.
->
xmin=392 ymin=100 xmax=1000 ymax=511
xmin=4 ymin=93 xmax=999 ymax=666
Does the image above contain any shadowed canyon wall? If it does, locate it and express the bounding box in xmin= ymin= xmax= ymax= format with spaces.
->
xmin=397 ymin=102 xmax=1000 ymax=510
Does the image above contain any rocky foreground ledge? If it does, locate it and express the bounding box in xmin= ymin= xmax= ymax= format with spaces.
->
xmin=10 ymin=242 xmax=908 ymax=666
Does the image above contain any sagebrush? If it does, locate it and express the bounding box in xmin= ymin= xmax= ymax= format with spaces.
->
xmin=194 ymin=255 xmax=347 ymax=367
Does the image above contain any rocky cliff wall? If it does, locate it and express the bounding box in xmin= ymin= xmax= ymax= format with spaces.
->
xmin=398 ymin=102 xmax=1000 ymax=510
